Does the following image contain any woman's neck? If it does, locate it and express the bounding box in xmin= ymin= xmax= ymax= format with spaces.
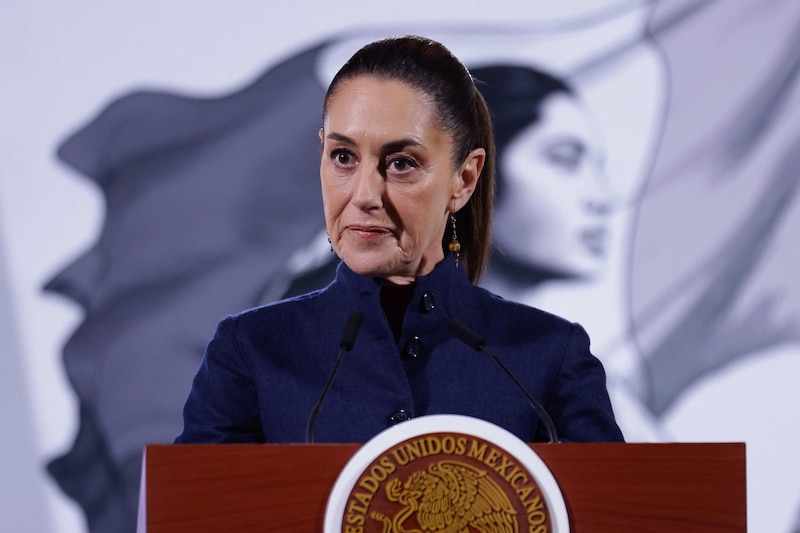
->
xmin=489 ymin=252 xmax=565 ymax=289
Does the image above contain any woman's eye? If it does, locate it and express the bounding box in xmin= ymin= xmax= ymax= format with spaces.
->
xmin=387 ymin=157 xmax=417 ymax=173
xmin=544 ymin=140 xmax=584 ymax=172
xmin=332 ymin=149 xmax=354 ymax=166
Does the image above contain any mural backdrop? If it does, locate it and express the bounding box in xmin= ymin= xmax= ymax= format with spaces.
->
xmin=2 ymin=1 xmax=799 ymax=532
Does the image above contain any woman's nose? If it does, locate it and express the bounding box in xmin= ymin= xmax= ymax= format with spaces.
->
xmin=43 ymin=247 xmax=109 ymax=311
xmin=350 ymin=163 xmax=383 ymax=210
xmin=584 ymin=172 xmax=619 ymax=216
xmin=584 ymin=195 xmax=613 ymax=216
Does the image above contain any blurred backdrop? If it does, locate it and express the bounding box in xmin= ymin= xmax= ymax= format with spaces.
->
xmin=2 ymin=1 xmax=799 ymax=531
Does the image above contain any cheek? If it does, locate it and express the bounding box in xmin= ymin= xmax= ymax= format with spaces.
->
xmin=498 ymin=166 xmax=551 ymax=224
xmin=401 ymin=191 xmax=447 ymax=237
xmin=321 ymin=202 xmax=343 ymax=240
xmin=504 ymin=155 xmax=587 ymax=218
xmin=320 ymin=177 xmax=347 ymax=216
xmin=502 ymin=152 xmax=546 ymax=199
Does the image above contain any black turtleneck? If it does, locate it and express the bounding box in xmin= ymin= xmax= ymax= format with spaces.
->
xmin=380 ymin=282 xmax=416 ymax=342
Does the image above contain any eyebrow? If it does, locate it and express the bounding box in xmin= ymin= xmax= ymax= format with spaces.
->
xmin=325 ymin=132 xmax=423 ymax=152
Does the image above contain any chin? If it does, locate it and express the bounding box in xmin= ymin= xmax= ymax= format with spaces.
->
xmin=529 ymin=251 xmax=605 ymax=281
xmin=340 ymin=254 xmax=396 ymax=279
xmin=560 ymin=260 xmax=604 ymax=281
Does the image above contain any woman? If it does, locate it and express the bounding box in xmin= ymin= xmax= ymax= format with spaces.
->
xmin=473 ymin=65 xmax=614 ymax=290
xmin=176 ymin=36 xmax=622 ymax=444
xmin=472 ymin=65 xmax=658 ymax=443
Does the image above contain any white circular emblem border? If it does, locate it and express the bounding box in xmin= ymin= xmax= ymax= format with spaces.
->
xmin=324 ymin=414 xmax=570 ymax=532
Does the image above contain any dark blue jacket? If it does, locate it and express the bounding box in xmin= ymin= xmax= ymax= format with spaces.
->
xmin=176 ymin=255 xmax=623 ymax=444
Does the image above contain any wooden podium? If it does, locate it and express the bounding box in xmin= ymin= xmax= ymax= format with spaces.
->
xmin=138 ymin=442 xmax=745 ymax=531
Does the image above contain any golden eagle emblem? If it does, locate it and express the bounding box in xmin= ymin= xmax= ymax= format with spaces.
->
xmin=370 ymin=460 xmax=518 ymax=532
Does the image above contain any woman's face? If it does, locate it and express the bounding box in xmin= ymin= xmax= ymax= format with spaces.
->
xmin=320 ymin=76 xmax=483 ymax=285
xmin=493 ymin=92 xmax=612 ymax=279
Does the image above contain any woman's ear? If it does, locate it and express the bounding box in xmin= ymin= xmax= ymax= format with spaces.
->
xmin=450 ymin=147 xmax=485 ymax=212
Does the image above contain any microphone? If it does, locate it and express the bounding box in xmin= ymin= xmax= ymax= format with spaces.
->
xmin=306 ymin=311 xmax=364 ymax=443
xmin=447 ymin=319 xmax=559 ymax=443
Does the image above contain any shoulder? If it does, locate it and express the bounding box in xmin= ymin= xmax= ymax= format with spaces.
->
xmin=462 ymin=284 xmax=578 ymax=338
xmin=214 ymin=284 xmax=335 ymax=345
xmin=451 ymin=285 xmax=591 ymax=371
xmin=219 ymin=267 xmax=369 ymax=347
xmin=198 ymin=276 xmax=354 ymax=367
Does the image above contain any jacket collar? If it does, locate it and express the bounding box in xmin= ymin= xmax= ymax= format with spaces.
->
xmin=332 ymin=254 xmax=473 ymax=316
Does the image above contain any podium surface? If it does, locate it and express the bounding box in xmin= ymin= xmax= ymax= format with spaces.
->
xmin=140 ymin=442 xmax=745 ymax=532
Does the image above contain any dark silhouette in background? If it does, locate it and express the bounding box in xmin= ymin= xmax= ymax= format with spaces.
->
xmin=45 ymin=42 xmax=329 ymax=532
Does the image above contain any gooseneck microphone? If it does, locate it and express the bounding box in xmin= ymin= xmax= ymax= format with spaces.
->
xmin=306 ymin=311 xmax=364 ymax=443
xmin=447 ymin=319 xmax=560 ymax=443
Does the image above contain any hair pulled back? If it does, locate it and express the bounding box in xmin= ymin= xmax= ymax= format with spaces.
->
xmin=471 ymin=65 xmax=572 ymax=200
xmin=323 ymin=35 xmax=496 ymax=284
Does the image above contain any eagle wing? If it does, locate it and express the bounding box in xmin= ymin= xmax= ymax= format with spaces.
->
xmin=415 ymin=460 xmax=518 ymax=533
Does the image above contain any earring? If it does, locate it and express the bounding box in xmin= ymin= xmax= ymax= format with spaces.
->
xmin=448 ymin=214 xmax=461 ymax=268
xmin=327 ymin=234 xmax=334 ymax=253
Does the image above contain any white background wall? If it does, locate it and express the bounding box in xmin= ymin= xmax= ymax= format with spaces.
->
xmin=2 ymin=1 xmax=798 ymax=531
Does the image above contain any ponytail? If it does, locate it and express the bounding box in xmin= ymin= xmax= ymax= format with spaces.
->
xmin=455 ymin=85 xmax=495 ymax=283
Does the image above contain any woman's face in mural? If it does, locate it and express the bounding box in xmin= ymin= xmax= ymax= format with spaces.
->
xmin=493 ymin=92 xmax=612 ymax=279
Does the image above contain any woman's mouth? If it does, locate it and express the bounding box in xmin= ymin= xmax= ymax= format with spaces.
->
xmin=346 ymin=225 xmax=392 ymax=239
xmin=580 ymin=226 xmax=607 ymax=256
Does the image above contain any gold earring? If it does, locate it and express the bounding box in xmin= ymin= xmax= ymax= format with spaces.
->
xmin=448 ymin=214 xmax=461 ymax=268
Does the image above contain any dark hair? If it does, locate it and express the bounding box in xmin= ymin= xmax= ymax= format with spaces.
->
xmin=323 ymin=35 xmax=496 ymax=284
xmin=472 ymin=65 xmax=572 ymax=199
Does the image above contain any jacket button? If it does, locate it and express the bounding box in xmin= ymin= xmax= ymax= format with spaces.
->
xmin=387 ymin=409 xmax=411 ymax=426
xmin=402 ymin=336 xmax=424 ymax=360
xmin=419 ymin=292 xmax=436 ymax=313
